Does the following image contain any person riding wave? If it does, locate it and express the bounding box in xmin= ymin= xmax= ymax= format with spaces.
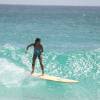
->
xmin=26 ymin=38 xmax=44 ymax=75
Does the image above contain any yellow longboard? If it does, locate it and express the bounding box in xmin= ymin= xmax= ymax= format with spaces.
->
xmin=32 ymin=73 xmax=79 ymax=83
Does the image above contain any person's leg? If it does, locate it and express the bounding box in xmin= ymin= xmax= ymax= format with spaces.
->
xmin=31 ymin=55 xmax=37 ymax=74
xmin=38 ymin=55 xmax=44 ymax=75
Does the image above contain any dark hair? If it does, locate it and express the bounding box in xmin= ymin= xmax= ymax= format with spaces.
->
xmin=34 ymin=38 xmax=41 ymax=45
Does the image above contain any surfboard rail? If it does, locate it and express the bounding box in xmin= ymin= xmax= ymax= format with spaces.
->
xmin=32 ymin=73 xmax=79 ymax=83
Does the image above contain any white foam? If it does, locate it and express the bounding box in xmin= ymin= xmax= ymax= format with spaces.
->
xmin=3 ymin=44 xmax=16 ymax=50
xmin=0 ymin=58 xmax=26 ymax=87
xmin=0 ymin=58 xmax=46 ymax=88
xmin=94 ymin=48 xmax=100 ymax=52
xmin=21 ymin=54 xmax=31 ymax=68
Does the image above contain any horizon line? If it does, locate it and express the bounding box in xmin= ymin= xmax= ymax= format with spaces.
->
xmin=0 ymin=3 xmax=100 ymax=7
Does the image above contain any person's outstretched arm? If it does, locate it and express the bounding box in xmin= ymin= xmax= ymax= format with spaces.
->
xmin=25 ymin=43 xmax=34 ymax=53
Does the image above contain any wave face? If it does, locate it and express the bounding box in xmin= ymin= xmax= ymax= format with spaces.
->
xmin=0 ymin=44 xmax=99 ymax=100
xmin=0 ymin=44 xmax=100 ymax=87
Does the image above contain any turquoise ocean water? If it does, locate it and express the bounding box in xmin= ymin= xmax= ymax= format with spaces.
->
xmin=0 ymin=5 xmax=100 ymax=100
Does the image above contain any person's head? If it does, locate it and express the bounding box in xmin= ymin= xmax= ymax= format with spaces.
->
xmin=34 ymin=38 xmax=41 ymax=45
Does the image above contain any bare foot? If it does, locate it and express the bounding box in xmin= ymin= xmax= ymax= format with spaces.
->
xmin=41 ymin=72 xmax=44 ymax=76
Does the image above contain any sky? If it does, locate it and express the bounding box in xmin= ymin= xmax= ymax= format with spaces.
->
xmin=0 ymin=0 xmax=100 ymax=6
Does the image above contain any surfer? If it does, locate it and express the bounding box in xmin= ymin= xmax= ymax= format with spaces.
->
xmin=26 ymin=38 xmax=44 ymax=75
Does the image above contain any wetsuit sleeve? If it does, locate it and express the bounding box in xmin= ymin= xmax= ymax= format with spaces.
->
xmin=26 ymin=43 xmax=34 ymax=50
